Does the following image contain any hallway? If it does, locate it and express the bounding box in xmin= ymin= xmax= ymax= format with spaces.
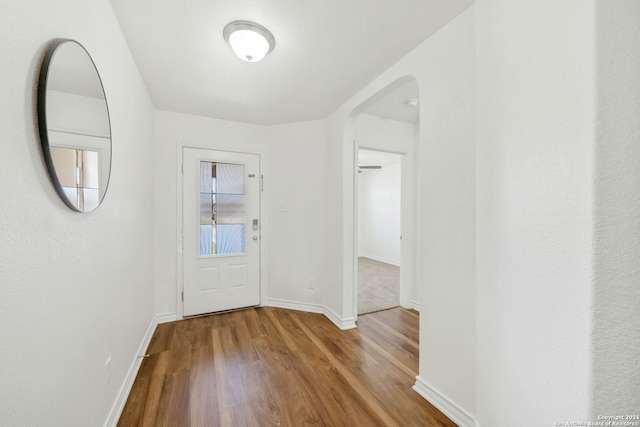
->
xmin=117 ymin=307 xmax=450 ymax=426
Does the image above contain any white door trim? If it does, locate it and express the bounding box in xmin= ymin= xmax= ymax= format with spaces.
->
xmin=175 ymin=144 xmax=267 ymax=320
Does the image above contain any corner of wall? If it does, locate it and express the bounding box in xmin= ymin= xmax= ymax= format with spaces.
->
xmin=413 ymin=376 xmax=477 ymax=427
xmin=103 ymin=314 xmax=158 ymax=427
xmin=265 ymin=298 xmax=357 ymax=330
xmin=323 ymin=306 xmax=357 ymax=330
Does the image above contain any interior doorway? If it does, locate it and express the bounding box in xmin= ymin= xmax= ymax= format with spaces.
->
xmin=357 ymin=149 xmax=403 ymax=314
xmin=349 ymin=77 xmax=419 ymax=321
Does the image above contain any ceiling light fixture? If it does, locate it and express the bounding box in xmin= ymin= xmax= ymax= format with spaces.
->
xmin=223 ymin=20 xmax=275 ymax=63
xmin=404 ymin=98 xmax=419 ymax=108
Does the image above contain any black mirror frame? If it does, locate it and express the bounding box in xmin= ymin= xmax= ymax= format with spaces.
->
xmin=37 ymin=38 xmax=112 ymax=213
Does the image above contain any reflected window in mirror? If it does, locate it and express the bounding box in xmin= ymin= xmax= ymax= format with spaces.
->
xmin=50 ymin=147 xmax=99 ymax=211
xmin=37 ymin=39 xmax=111 ymax=212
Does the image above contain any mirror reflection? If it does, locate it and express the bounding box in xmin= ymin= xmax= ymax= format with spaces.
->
xmin=38 ymin=39 xmax=111 ymax=212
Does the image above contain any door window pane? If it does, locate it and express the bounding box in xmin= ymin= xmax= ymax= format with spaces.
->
xmin=217 ymin=163 xmax=244 ymax=194
xmin=217 ymin=224 xmax=245 ymax=254
xmin=199 ymin=161 xmax=246 ymax=256
xmin=200 ymin=161 xmax=213 ymax=193
xmin=217 ymin=194 xmax=245 ymax=224
xmin=200 ymin=224 xmax=213 ymax=256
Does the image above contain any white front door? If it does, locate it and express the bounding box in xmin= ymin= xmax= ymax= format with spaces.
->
xmin=182 ymin=147 xmax=261 ymax=316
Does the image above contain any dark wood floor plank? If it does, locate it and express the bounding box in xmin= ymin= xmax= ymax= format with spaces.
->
xmin=239 ymin=306 xmax=268 ymax=339
xmin=221 ymin=314 xmax=259 ymax=366
xmin=370 ymin=308 xmax=420 ymax=340
xmin=306 ymin=359 xmax=385 ymax=426
xmin=251 ymin=335 xmax=298 ymax=390
xmin=188 ymin=339 xmax=219 ymax=427
xmin=211 ymin=327 xmax=247 ymax=409
xmin=262 ymin=307 xmax=300 ymax=352
xmin=265 ymin=311 xmax=367 ymax=427
xmin=146 ymin=322 xmax=176 ymax=354
xmin=359 ymin=311 xmax=420 ymax=350
xmin=167 ymin=320 xmax=195 ymax=374
xmin=154 ymin=368 xmax=191 ymax=427
xmin=297 ymin=313 xmax=431 ymax=427
xmin=356 ymin=319 xmax=420 ymax=374
xmin=116 ymin=354 xmax=155 ymax=427
xmin=290 ymin=311 xmax=401 ymax=426
xmin=118 ymin=307 xmax=457 ymax=427
xmin=118 ymin=350 xmax=173 ymax=427
xmin=239 ymin=360 xmax=285 ymax=426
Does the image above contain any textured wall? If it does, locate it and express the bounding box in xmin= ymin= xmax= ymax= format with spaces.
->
xmin=476 ymin=0 xmax=595 ymax=424
xmin=592 ymin=0 xmax=640 ymax=416
xmin=0 ymin=1 xmax=155 ymax=426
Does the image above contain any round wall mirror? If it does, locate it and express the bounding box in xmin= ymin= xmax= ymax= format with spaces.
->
xmin=37 ymin=39 xmax=111 ymax=212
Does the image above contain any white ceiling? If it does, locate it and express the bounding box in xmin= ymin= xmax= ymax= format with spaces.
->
xmin=108 ymin=0 xmax=472 ymax=125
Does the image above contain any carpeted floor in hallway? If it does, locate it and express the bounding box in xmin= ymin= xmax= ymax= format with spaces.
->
xmin=358 ymin=257 xmax=400 ymax=315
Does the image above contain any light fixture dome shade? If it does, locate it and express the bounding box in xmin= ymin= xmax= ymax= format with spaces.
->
xmin=223 ymin=20 xmax=275 ymax=62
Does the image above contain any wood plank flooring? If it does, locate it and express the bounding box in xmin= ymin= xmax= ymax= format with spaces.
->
xmin=117 ymin=307 xmax=456 ymax=427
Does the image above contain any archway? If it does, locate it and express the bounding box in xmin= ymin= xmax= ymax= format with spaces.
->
xmin=345 ymin=75 xmax=420 ymax=321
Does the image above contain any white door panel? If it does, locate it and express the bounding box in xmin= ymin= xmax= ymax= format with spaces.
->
xmin=182 ymin=148 xmax=260 ymax=316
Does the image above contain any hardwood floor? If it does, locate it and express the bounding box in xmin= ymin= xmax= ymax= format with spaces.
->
xmin=117 ymin=307 xmax=456 ymax=427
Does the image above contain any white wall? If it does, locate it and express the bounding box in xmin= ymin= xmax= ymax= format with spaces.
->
xmin=324 ymin=5 xmax=476 ymax=424
xmin=265 ymin=121 xmax=326 ymax=307
xmin=476 ymin=0 xmax=595 ymax=424
xmin=153 ymin=111 xmax=328 ymax=317
xmin=414 ymin=9 xmax=476 ymax=424
xmin=356 ymin=114 xmax=415 ymax=267
xmin=47 ymin=90 xmax=111 ymax=137
xmin=358 ymin=151 xmax=402 ymax=265
xmin=592 ymin=0 xmax=640 ymax=415
xmin=0 ymin=1 xmax=155 ymax=426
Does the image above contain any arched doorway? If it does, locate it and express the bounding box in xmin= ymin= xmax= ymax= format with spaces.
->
xmin=347 ymin=76 xmax=420 ymax=321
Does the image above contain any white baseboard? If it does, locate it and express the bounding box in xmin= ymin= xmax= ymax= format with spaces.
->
xmin=413 ymin=376 xmax=476 ymax=427
xmin=358 ymin=253 xmax=401 ymax=267
xmin=265 ymin=298 xmax=357 ymax=330
xmin=410 ymin=300 xmax=421 ymax=312
xmin=265 ymin=297 xmax=325 ymax=314
xmin=103 ymin=316 xmax=158 ymax=427
xmin=156 ymin=312 xmax=177 ymax=324
xmin=323 ymin=306 xmax=356 ymax=330
xmin=104 ymin=300 xmax=357 ymax=427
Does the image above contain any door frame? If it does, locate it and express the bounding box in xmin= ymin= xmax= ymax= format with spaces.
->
xmin=353 ymin=144 xmax=416 ymax=320
xmin=176 ymin=144 xmax=267 ymax=320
